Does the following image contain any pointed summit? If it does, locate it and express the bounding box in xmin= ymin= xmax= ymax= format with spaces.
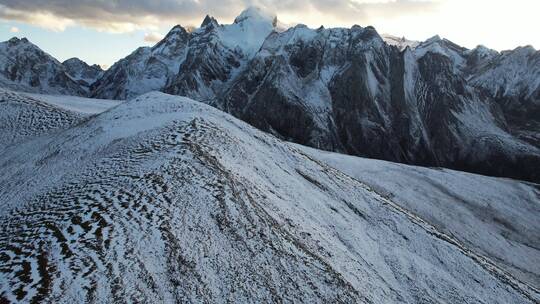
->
xmin=201 ymin=15 xmax=219 ymax=28
xmin=153 ymin=25 xmax=189 ymax=50
xmin=215 ymin=7 xmax=277 ymax=58
xmin=152 ymin=24 xmax=190 ymax=57
xmin=234 ymin=6 xmax=277 ymax=27
xmin=166 ymin=25 xmax=188 ymax=37
xmin=7 ymin=37 xmax=30 ymax=46
xmin=424 ymin=35 xmax=442 ymax=44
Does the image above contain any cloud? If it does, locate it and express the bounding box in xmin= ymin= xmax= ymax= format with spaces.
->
xmin=9 ymin=25 xmax=18 ymax=32
xmin=144 ymin=32 xmax=164 ymax=44
xmin=0 ymin=0 xmax=440 ymax=33
xmin=0 ymin=5 xmax=74 ymax=31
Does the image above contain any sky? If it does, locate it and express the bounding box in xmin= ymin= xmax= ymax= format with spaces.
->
xmin=1 ymin=0 xmax=538 ymax=68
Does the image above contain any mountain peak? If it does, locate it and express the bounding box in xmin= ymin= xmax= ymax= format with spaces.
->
xmin=154 ymin=24 xmax=189 ymax=48
xmin=168 ymin=24 xmax=187 ymax=34
xmin=63 ymin=57 xmax=86 ymax=65
xmin=7 ymin=37 xmax=30 ymax=46
xmin=151 ymin=24 xmax=190 ymax=58
xmin=201 ymin=15 xmax=219 ymax=28
xmin=425 ymin=35 xmax=442 ymax=44
xmin=234 ymin=6 xmax=277 ymax=27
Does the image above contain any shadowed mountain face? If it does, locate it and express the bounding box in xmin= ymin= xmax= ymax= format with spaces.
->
xmin=0 ymin=38 xmax=87 ymax=95
xmin=1 ymin=7 xmax=539 ymax=182
xmin=219 ymin=26 xmax=540 ymax=182
xmin=62 ymin=58 xmax=103 ymax=88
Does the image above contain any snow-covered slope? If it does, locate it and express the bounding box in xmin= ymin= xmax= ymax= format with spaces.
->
xmin=24 ymin=92 xmax=122 ymax=114
xmin=301 ymin=145 xmax=540 ymax=288
xmin=0 ymin=38 xmax=86 ymax=95
xmin=468 ymin=46 xmax=540 ymax=146
xmin=219 ymin=23 xmax=540 ymax=183
xmin=2 ymin=8 xmax=538 ymax=183
xmin=62 ymin=58 xmax=103 ymax=87
xmin=0 ymin=89 xmax=84 ymax=151
xmin=92 ymin=7 xmax=277 ymax=101
xmin=382 ymin=34 xmax=419 ymax=50
xmin=90 ymin=25 xmax=191 ymax=100
xmin=0 ymin=91 xmax=538 ymax=303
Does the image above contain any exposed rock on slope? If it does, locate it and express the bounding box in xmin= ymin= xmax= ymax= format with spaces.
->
xmin=1 ymin=8 xmax=539 ymax=182
xmin=164 ymin=7 xmax=277 ymax=103
xmin=90 ymin=25 xmax=190 ymax=100
xmin=87 ymin=9 xmax=540 ymax=182
xmin=220 ymin=25 xmax=540 ymax=182
xmin=0 ymin=92 xmax=538 ymax=303
xmin=0 ymin=38 xmax=86 ymax=95
xmin=468 ymin=46 xmax=540 ymax=146
xmin=0 ymin=89 xmax=84 ymax=150
xmin=63 ymin=57 xmax=103 ymax=88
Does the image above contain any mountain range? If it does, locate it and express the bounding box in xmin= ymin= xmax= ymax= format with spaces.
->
xmin=0 ymin=7 xmax=539 ymax=183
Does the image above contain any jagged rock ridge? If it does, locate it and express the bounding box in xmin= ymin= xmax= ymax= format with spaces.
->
xmin=0 ymin=38 xmax=86 ymax=95
xmin=0 ymin=7 xmax=539 ymax=182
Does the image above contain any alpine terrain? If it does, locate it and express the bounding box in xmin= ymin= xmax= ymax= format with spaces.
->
xmin=0 ymin=5 xmax=539 ymax=304
xmin=1 ymin=7 xmax=539 ymax=182
xmin=0 ymin=89 xmax=539 ymax=303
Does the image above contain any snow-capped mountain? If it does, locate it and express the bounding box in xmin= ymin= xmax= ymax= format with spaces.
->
xmin=164 ymin=7 xmax=277 ymax=102
xmin=468 ymin=46 xmax=540 ymax=146
xmin=62 ymin=57 xmax=103 ymax=87
xmin=0 ymin=7 xmax=539 ymax=183
xmin=381 ymin=34 xmax=420 ymax=51
xmin=0 ymin=90 xmax=538 ymax=303
xmin=0 ymin=37 xmax=86 ymax=95
xmin=90 ymin=25 xmax=190 ymax=100
xmin=91 ymin=7 xmax=277 ymax=101
xmin=220 ymin=24 xmax=540 ymax=183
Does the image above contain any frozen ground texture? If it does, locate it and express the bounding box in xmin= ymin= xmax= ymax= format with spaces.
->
xmin=23 ymin=93 xmax=122 ymax=114
xmin=300 ymin=145 xmax=540 ymax=288
xmin=0 ymin=90 xmax=538 ymax=303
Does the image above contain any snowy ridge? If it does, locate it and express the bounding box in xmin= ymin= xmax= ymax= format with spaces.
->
xmin=23 ymin=92 xmax=123 ymax=114
xmin=92 ymin=7 xmax=277 ymax=101
xmin=382 ymin=34 xmax=420 ymax=51
xmin=0 ymin=38 xmax=86 ymax=95
xmin=0 ymin=91 xmax=538 ymax=303
xmin=470 ymin=46 xmax=540 ymax=99
xmin=62 ymin=58 xmax=103 ymax=87
xmin=413 ymin=35 xmax=468 ymax=71
xmin=220 ymin=6 xmax=277 ymax=57
xmin=301 ymin=145 xmax=540 ymax=288
xmin=0 ymin=89 xmax=84 ymax=151
xmin=0 ymin=7 xmax=539 ymax=182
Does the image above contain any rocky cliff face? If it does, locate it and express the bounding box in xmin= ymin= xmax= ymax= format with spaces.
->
xmin=220 ymin=26 xmax=540 ymax=182
xmin=62 ymin=57 xmax=103 ymax=88
xmin=1 ymin=8 xmax=538 ymax=182
xmin=91 ymin=7 xmax=276 ymax=102
xmin=0 ymin=37 xmax=86 ymax=95
xmin=163 ymin=7 xmax=277 ymax=103
xmin=90 ymin=25 xmax=190 ymax=100
xmin=468 ymin=46 xmax=540 ymax=147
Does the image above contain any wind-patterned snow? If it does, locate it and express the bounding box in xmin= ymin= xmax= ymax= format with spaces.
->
xmin=298 ymin=144 xmax=540 ymax=288
xmin=0 ymin=91 xmax=538 ymax=303
xmin=24 ymin=93 xmax=123 ymax=114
